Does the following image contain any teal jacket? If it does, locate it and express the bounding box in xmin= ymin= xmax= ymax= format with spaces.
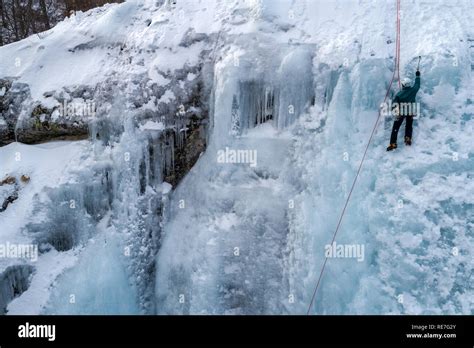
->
xmin=392 ymin=76 xmax=420 ymax=105
xmin=391 ymin=75 xmax=420 ymax=117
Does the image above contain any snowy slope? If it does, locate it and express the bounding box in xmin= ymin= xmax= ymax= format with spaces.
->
xmin=0 ymin=0 xmax=472 ymax=315
xmin=0 ymin=1 xmax=216 ymax=102
xmin=0 ymin=141 xmax=88 ymax=313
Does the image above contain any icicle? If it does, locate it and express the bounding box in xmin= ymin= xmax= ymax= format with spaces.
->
xmin=276 ymin=47 xmax=314 ymax=129
xmin=230 ymin=95 xmax=241 ymax=136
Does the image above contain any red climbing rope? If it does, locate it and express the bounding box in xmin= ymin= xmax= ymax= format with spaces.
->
xmin=396 ymin=0 xmax=402 ymax=89
xmin=306 ymin=0 xmax=402 ymax=315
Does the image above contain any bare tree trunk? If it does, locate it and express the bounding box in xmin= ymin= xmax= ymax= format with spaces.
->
xmin=11 ymin=0 xmax=19 ymax=40
xmin=14 ymin=0 xmax=27 ymax=39
xmin=0 ymin=0 xmax=4 ymax=46
xmin=64 ymin=0 xmax=74 ymax=16
xmin=26 ymin=0 xmax=35 ymax=35
xmin=39 ymin=0 xmax=50 ymax=30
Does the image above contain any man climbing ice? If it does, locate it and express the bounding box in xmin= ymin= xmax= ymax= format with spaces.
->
xmin=386 ymin=69 xmax=421 ymax=151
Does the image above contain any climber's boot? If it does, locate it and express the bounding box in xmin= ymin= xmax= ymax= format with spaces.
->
xmin=404 ymin=137 xmax=412 ymax=146
xmin=386 ymin=143 xmax=397 ymax=152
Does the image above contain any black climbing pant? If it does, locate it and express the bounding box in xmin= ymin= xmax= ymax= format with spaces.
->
xmin=390 ymin=116 xmax=413 ymax=144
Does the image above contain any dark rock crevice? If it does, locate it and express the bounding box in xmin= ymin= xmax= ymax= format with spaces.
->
xmin=0 ymin=265 xmax=35 ymax=314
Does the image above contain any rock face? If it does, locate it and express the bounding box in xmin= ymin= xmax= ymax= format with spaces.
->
xmin=0 ymin=176 xmax=19 ymax=213
xmin=167 ymin=118 xmax=207 ymax=187
xmin=0 ymin=78 xmax=90 ymax=146
xmin=0 ymin=265 xmax=34 ymax=314
xmin=0 ymin=79 xmax=29 ymax=146
xmin=0 ymin=55 xmax=211 ymax=183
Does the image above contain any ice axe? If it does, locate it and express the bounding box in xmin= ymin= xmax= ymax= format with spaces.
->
xmin=417 ymin=56 xmax=421 ymax=71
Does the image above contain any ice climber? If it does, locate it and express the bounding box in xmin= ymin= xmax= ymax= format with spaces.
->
xmin=386 ymin=69 xmax=421 ymax=151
